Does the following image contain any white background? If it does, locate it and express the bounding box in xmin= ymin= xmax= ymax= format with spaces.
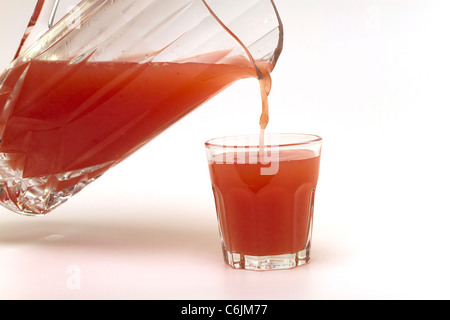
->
xmin=0 ymin=0 xmax=450 ymax=300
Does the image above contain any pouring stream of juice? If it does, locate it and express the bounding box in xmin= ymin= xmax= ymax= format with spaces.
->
xmin=259 ymin=73 xmax=272 ymax=150
xmin=201 ymin=0 xmax=273 ymax=149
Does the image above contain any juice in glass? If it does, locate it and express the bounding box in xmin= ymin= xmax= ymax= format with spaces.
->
xmin=206 ymin=134 xmax=322 ymax=270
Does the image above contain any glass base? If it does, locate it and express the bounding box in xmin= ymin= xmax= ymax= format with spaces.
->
xmin=222 ymin=247 xmax=310 ymax=271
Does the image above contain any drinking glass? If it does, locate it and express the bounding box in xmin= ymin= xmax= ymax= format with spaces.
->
xmin=205 ymin=134 xmax=322 ymax=270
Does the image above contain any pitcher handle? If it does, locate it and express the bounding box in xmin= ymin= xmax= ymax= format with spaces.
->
xmin=14 ymin=0 xmax=60 ymax=59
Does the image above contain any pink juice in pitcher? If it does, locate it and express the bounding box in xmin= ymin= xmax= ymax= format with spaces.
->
xmin=0 ymin=56 xmax=268 ymax=214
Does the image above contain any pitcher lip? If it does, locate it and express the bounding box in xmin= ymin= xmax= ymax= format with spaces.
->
xmin=267 ymin=0 xmax=284 ymax=69
xmin=202 ymin=0 xmax=284 ymax=78
xmin=205 ymin=133 xmax=322 ymax=149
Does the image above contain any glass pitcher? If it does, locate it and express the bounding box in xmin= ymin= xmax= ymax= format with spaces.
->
xmin=0 ymin=0 xmax=283 ymax=216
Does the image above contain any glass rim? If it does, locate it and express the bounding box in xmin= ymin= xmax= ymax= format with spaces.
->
xmin=205 ymin=133 xmax=322 ymax=149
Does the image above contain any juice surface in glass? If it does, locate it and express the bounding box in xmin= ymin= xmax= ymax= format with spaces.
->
xmin=208 ymin=148 xmax=320 ymax=257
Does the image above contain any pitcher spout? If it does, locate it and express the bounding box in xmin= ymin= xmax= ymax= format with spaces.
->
xmin=201 ymin=0 xmax=284 ymax=77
